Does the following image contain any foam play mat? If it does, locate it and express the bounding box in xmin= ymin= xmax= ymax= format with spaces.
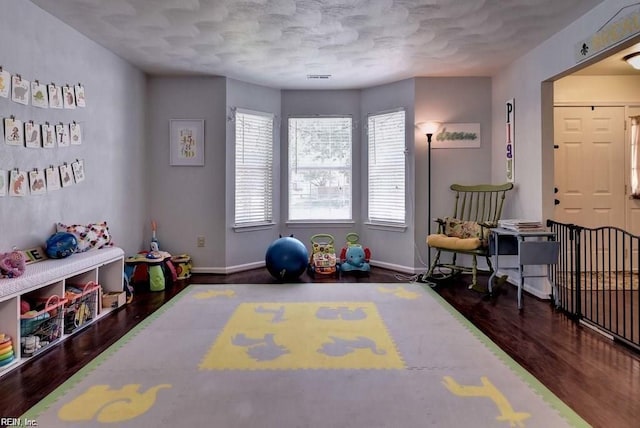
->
xmin=23 ymin=283 xmax=588 ymax=427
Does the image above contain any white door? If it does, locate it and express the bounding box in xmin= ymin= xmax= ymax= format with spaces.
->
xmin=554 ymin=106 xmax=626 ymax=229
xmin=554 ymin=106 xmax=626 ymax=271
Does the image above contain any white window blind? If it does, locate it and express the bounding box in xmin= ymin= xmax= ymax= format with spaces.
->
xmin=288 ymin=117 xmax=352 ymax=221
xmin=368 ymin=109 xmax=406 ymax=224
xmin=234 ymin=109 xmax=274 ymax=225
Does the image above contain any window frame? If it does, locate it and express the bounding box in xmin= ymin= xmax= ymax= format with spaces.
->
xmin=233 ymin=107 xmax=275 ymax=231
xmin=366 ymin=108 xmax=407 ymax=229
xmin=287 ymin=115 xmax=354 ymax=223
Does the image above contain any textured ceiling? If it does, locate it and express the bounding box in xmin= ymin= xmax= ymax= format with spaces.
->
xmin=30 ymin=0 xmax=604 ymax=89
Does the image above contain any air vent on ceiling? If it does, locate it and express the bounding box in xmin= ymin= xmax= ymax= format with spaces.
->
xmin=307 ymin=74 xmax=332 ymax=79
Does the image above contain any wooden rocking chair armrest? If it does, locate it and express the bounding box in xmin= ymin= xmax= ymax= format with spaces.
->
xmin=478 ymin=221 xmax=498 ymax=230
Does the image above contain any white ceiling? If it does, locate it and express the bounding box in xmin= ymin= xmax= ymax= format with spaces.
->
xmin=30 ymin=0 xmax=607 ymax=89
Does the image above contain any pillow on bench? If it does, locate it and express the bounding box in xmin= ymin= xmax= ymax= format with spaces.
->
xmin=56 ymin=221 xmax=114 ymax=253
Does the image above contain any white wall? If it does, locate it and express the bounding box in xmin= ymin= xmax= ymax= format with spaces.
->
xmin=225 ymin=79 xmax=282 ymax=272
xmin=280 ymin=90 xmax=362 ymax=249
xmin=492 ymin=0 xmax=636 ymax=222
xmin=0 ymin=0 xmax=146 ymax=255
xmin=555 ymin=75 xmax=640 ymax=103
xmin=491 ymin=0 xmax=637 ymax=297
xmin=146 ymin=77 xmax=227 ymax=269
xmin=359 ymin=79 xmax=416 ymax=272
xmin=415 ymin=77 xmax=493 ymax=271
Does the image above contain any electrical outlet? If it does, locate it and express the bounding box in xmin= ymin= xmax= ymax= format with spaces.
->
xmin=197 ymin=236 xmax=205 ymax=247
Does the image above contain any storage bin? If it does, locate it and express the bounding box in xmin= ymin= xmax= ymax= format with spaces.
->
xmin=64 ymin=282 xmax=100 ymax=334
xmin=20 ymin=295 xmax=67 ymax=357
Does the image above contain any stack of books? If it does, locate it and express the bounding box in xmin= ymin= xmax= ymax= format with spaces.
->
xmin=498 ymin=219 xmax=546 ymax=232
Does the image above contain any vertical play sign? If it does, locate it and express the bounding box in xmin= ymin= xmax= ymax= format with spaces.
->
xmin=506 ymin=99 xmax=515 ymax=183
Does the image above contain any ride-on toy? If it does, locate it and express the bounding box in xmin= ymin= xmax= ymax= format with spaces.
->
xmin=307 ymin=234 xmax=340 ymax=277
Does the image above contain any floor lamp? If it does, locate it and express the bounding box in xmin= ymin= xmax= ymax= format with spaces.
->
xmin=417 ymin=121 xmax=441 ymax=274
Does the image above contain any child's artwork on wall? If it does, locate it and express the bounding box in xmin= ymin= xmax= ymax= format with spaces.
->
xmin=63 ymin=85 xmax=76 ymax=109
xmin=4 ymin=117 xmax=24 ymax=146
xmin=28 ymin=170 xmax=46 ymax=195
xmin=31 ymin=81 xmax=48 ymax=108
xmin=24 ymin=121 xmax=41 ymax=148
xmin=48 ymin=84 xmax=63 ymax=109
xmin=59 ymin=164 xmax=73 ymax=188
xmin=70 ymin=122 xmax=82 ymax=145
xmin=42 ymin=123 xmax=55 ymax=148
xmin=169 ymin=119 xmax=205 ymax=166
xmin=56 ymin=123 xmax=70 ymax=147
xmin=11 ymin=75 xmax=30 ymax=105
xmin=0 ymin=169 xmax=7 ymax=196
xmin=71 ymin=159 xmax=85 ymax=183
xmin=74 ymin=84 xmax=86 ymax=107
xmin=9 ymin=170 xmax=27 ymax=197
xmin=46 ymin=166 xmax=61 ymax=191
xmin=0 ymin=69 xmax=10 ymax=98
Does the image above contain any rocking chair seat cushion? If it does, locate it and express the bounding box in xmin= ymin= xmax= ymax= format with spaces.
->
xmin=427 ymin=234 xmax=482 ymax=251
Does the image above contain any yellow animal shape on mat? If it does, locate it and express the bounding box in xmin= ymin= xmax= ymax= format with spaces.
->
xmin=194 ymin=289 xmax=236 ymax=300
xmin=58 ymin=383 xmax=172 ymax=423
xmin=442 ymin=376 xmax=531 ymax=427
xmin=377 ymin=286 xmax=421 ymax=300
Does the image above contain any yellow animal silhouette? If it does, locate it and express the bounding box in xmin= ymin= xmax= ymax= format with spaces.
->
xmin=194 ymin=289 xmax=236 ymax=300
xmin=442 ymin=376 xmax=531 ymax=427
xmin=377 ymin=286 xmax=421 ymax=300
xmin=58 ymin=383 xmax=171 ymax=423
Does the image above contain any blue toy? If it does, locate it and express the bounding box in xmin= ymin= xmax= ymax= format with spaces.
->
xmin=265 ymin=236 xmax=309 ymax=282
xmin=339 ymin=233 xmax=371 ymax=273
xmin=45 ymin=232 xmax=78 ymax=259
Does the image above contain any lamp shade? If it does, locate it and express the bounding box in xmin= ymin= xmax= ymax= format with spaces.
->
xmin=624 ymin=52 xmax=640 ymax=70
xmin=417 ymin=121 xmax=441 ymax=135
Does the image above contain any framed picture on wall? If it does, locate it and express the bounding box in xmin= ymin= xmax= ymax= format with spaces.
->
xmin=169 ymin=119 xmax=205 ymax=166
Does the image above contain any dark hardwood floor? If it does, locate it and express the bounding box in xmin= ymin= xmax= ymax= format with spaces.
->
xmin=1 ymin=267 xmax=638 ymax=427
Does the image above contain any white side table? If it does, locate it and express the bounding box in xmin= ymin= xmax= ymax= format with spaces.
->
xmin=488 ymin=227 xmax=560 ymax=310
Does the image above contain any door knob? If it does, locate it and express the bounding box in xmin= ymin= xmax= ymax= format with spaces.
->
xmin=554 ymin=199 xmax=560 ymax=205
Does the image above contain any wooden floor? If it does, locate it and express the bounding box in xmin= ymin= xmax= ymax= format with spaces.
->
xmin=1 ymin=267 xmax=639 ymax=427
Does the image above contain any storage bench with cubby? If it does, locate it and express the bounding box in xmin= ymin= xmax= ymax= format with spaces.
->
xmin=0 ymin=247 xmax=124 ymax=375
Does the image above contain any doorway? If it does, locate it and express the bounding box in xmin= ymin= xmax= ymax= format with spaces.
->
xmin=553 ymin=105 xmax=626 ymax=229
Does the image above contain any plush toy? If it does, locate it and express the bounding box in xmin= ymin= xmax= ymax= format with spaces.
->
xmin=0 ymin=250 xmax=26 ymax=278
xmin=340 ymin=245 xmax=371 ymax=272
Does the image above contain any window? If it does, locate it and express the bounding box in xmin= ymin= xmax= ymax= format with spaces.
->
xmin=234 ymin=109 xmax=274 ymax=226
xmin=288 ymin=117 xmax=352 ymax=221
xmin=368 ymin=109 xmax=406 ymax=224
xmin=632 ymin=116 xmax=640 ymax=198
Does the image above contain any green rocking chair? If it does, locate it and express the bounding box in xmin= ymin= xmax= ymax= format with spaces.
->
xmin=425 ymin=183 xmax=514 ymax=290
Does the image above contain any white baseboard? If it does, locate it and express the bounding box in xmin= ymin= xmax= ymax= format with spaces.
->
xmin=192 ymin=260 xmax=420 ymax=276
xmin=495 ymin=268 xmax=551 ymax=300
xmin=369 ymin=260 xmax=422 ymax=275
xmin=191 ymin=261 xmax=265 ymax=275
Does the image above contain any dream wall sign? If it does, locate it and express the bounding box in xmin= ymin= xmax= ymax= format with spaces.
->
xmin=432 ymin=123 xmax=480 ymax=149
